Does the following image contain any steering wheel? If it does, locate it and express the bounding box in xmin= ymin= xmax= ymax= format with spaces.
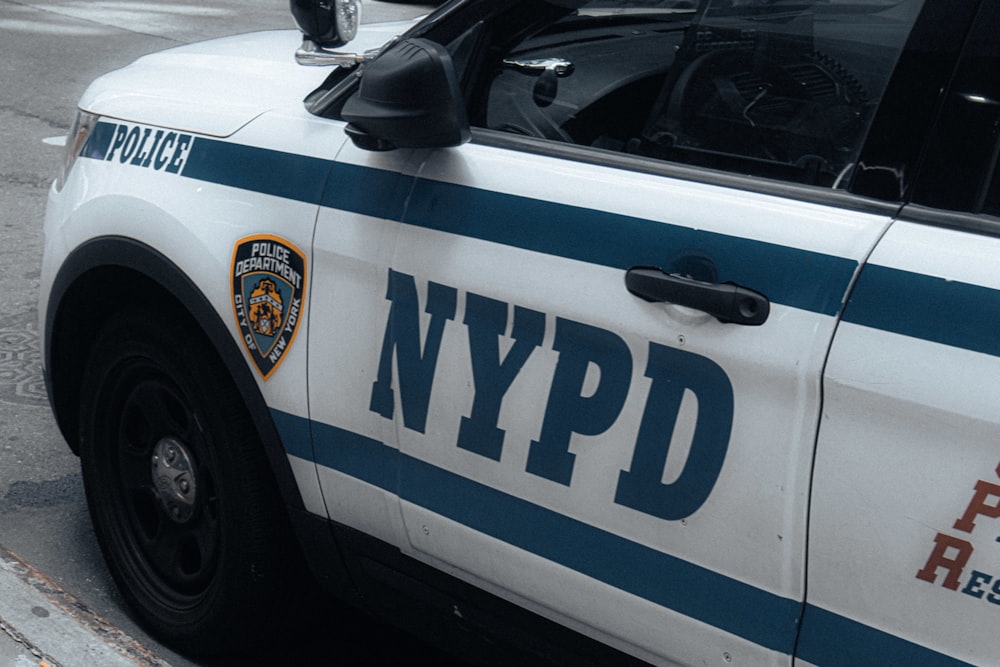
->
xmin=645 ymin=47 xmax=866 ymax=175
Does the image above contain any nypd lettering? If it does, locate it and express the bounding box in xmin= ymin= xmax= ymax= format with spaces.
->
xmin=916 ymin=461 xmax=1000 ymax=606
xmin=370 ymin=269 xmax=734 ymax=522
xmin=231 ymin=235 xmax=306 ymax=380
xmin=81 ymin=120 xmax=193 ymax=174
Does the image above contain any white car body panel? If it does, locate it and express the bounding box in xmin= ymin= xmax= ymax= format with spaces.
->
xmin=807 ymin=222 xmax=1000 ymax=667
xmin=76 ymin=24 xmax=412 ymax=136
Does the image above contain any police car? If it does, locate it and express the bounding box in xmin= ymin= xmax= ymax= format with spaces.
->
xmin=40 ymin=0 xmax=1000 ymax=664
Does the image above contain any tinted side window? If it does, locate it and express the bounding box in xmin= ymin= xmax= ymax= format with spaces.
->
xmin=982 ymin=167 xmax=1000 ymax=218
xmin=477 ymin=0 xmax=926 ymax=188
xmin=914 ymin=1 xmax=1000 ymax=217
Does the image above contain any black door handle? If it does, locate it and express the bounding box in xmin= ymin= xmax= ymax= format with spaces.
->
xmin=625 ymin=266 xmax=769 ymax=326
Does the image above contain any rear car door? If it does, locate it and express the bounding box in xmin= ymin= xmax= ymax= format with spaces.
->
xmin=805 ymin=3 xmax=1000 ymax=664
xmin=364 ymin=1 xmax=932 ymax=663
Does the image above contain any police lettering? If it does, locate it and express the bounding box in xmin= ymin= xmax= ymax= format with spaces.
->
xmin=369 ymin=269 xmax=735 ymax=522
xmin=105 ymin=123 xmax=193 ymax=174
xmin=269 ymin=335 xmax=287 ymax=364
xmin=285 ymin=298 xmax=301 ymax=333
xmin=234 ymin=243 xmax=303 ymax=290
xmin=459 ymin=293 xmax=544 ymax=461
xmin=232 ymin=294 xmax=257 ymax=351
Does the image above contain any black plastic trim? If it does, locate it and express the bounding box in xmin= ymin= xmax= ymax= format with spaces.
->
xmin=625 ymin=266 xmax=770 ymax=326
xmin=897 ymin=204 xmax=1000 ymax=238
xmin=287 ymin=507 xmax=356 ymax=601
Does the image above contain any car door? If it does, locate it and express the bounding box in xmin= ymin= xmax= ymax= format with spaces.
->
xmin=804 ymin=3 xmax=1000 ymax=664
xmin=364 ymin=1 xmax=931 ymax=663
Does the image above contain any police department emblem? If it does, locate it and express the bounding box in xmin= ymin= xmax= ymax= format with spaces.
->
xmin=231 ymin=235 xmax=306 ymax=380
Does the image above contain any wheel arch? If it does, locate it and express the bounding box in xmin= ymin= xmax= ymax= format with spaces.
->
xmin=44 ymin=235 xmax=305 ymax=512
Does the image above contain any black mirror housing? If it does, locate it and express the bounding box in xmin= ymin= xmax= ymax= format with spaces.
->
xmin=341 ymin=38 xmax=471 ymax=151
xmin=290 ymin=0 xmax=359 ymax=48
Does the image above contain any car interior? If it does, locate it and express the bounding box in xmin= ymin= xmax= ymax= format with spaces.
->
xmin=481 ymin=0 xmax=922 ymax=187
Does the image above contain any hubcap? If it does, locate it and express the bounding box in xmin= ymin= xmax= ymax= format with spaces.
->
xmin=151 ymin=436 xmax=197 ymax=524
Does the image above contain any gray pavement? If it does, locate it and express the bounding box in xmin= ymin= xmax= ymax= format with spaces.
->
xmin=0 ymin=545 xmax=169 ymax=667
xmin=0 ymin=623 xmax=41 ymax=667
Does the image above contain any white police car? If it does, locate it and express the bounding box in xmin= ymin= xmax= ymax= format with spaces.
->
xmin=40 ymin=0 xmax=1000 ymax=664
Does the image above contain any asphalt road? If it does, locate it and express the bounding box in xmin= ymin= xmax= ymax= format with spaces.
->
xmin=0 ymin=1 xmax=464 ymax=665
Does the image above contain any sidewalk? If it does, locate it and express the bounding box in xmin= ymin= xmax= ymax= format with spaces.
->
xmin=0 ymin=546 xmax=171 ymax=667
xmin=0 ymin=623 xmax=42 ymax=667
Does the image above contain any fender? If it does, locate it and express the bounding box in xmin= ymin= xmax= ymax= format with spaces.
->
xmin=44 ymin=236 xmax=305 ymax=513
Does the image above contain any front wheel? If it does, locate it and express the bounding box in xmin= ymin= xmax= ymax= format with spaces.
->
xmin=78 ymin=309 xmax=295 ymax=655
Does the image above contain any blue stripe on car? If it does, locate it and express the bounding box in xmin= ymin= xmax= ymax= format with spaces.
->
xmin=796 ymin=604 xmax=973 ymax=667
xmin=271 ymin=409 xmax=975 ymax=666
xmin=179 ymin=139 xmax=998 ymax=357
xmin=399 ymin=174 xmax=854 ymax=317
xmin=150 ymin=133 xmax=1000 ymax=357
xmin=187 ymin=137 xmax=864 ymax=317
xmin=843 ymin=263 xmax=1000 ymax=357
xmin=324 ymin=161 xmax=857 ymax=317
xmin=82 ymin=127 xmax=859 ymax=318
xmin=284 ymin=410 xmax=801 ymax=654
xmin=183 ymin=140 xmax=332 ymax=205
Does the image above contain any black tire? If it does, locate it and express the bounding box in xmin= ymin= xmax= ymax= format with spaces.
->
xmin=78 ymin=308 xmax=295 ymax=655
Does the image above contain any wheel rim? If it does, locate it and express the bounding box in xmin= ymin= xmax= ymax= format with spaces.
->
xmin=151 ymin=436 xmax=198 ymax=524
xmin=105 ymin=363 xmax=221 ymax=606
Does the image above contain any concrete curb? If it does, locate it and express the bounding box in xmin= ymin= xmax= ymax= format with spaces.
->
xmin=0 ymin=546 xmax=171 ymax=667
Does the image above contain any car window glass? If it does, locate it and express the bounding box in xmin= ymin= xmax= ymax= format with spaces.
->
xmin=981 ymin=173 xmax=1000 ymax=218
xmin=475 ymin=0 xmax=926 ymax=188
xmin=959 ymin=2 xmax=1000 ymax=218
xmin=904 ymin=0 xmax=1000 ymax=217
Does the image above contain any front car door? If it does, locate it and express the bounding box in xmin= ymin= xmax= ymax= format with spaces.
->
xmin=356 ymin=1 xmax=931 ymax=663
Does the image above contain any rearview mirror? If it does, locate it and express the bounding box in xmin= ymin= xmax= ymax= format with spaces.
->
xmin=290 ymin=0 xmax=361 ymax=47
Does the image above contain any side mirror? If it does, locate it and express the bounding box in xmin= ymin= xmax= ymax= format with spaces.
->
xmin=341 ymin=38 xmax=471 ymax=151
xmin=290 ymin=0 xmax=361 ymax=48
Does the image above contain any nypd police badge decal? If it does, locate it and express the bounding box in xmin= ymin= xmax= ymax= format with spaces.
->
xmin=231 ymin=235 xmax=306 ymax=380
